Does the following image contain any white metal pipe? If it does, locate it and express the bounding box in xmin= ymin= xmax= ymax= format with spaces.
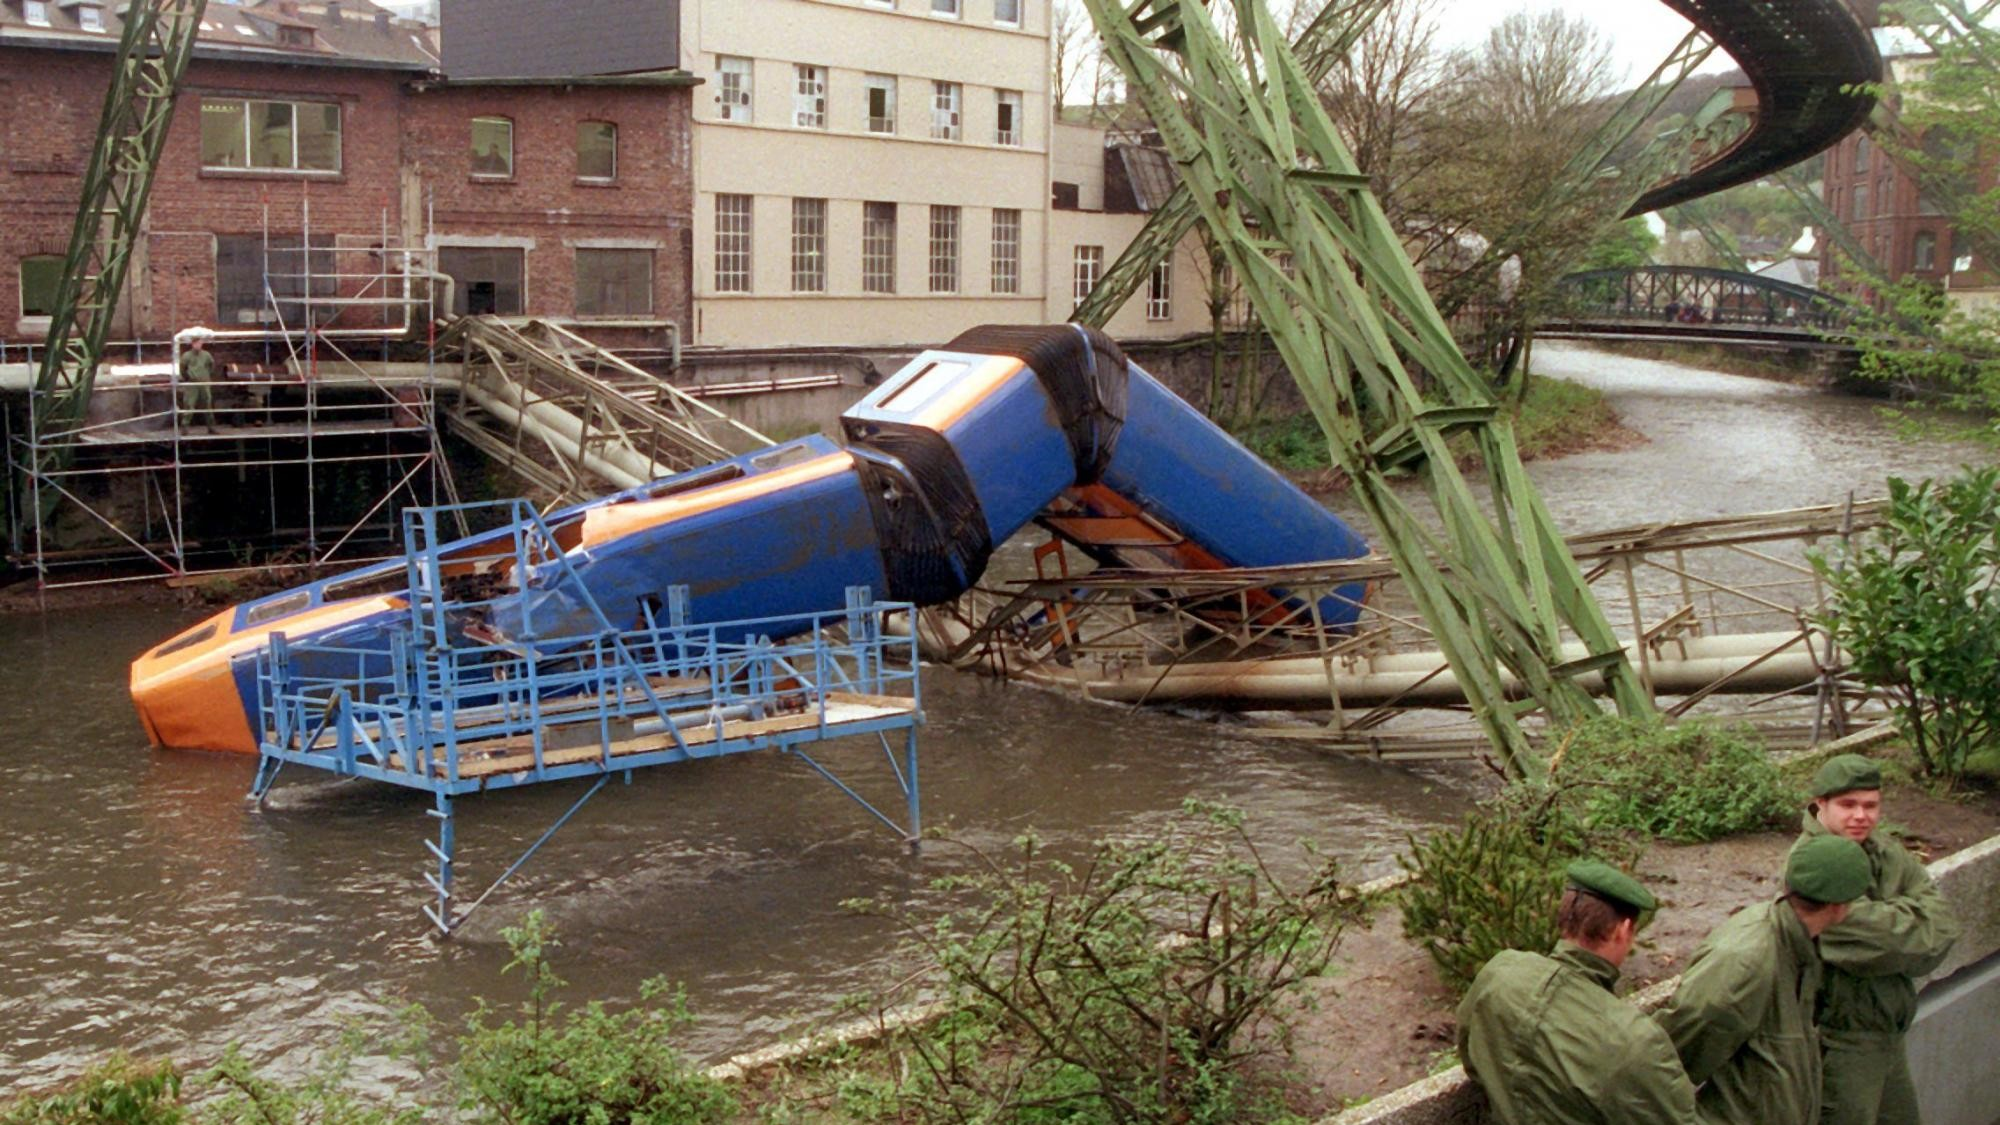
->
xmin=456 ymin=378 xmax=651 ymax=491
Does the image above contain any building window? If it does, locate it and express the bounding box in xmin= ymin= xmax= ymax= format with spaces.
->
xmin=715 ymin=194 xmax=753 ymax=293
xmin=1852 ymin=183 xmax=1869 ymax=221
xmin=990 ymin=208 xmax=1020 ymax=294
xmin=1072 ymin=245 xmax=1103 ymax=309
xmin=931 ymin=81 xmax=962 ymax=140
xmin=996 ymin=90 xmax=1022 ymax=145
xmin=78 ymin=6 xmax=102 ymax=32
xmin=864 ymin=73 xmax=897 ymax=134
xmin=576 ymin=248 xmax=653 ymax=316
xmin=794 ymin=65 xmax=827 ymax=129
xmin=577 ymin=121 xmax=617 ymax=181
xmin=1951 ymin=232 xmax=1973 ymax=273
xmin=995 ymin=0 xmax=1022 ymax=25
xmin=215 ymin=234 xmax=336 ymax=326
xmin=1147 ymin=260 xmax=1172 ymax=320
xmin=470 ymin=116 xmax=513 ymax=177
xmin=1913 ymin=230 xmax=1937 ymax=272
xmin=18 ymin=255 xmax=62 ymax=318
xmin=791 ymin=198 xmax=827 ymax=292
xmin=23 ymin=1 xmax=48 ymax=26
xmin=932 ymin=0 xmax=960 ymax=15
xmin=717 ymin=55 xmax=753 ymax=122
xmin=929 ymin=205 xmax=960 ymax=293
xmin=437 ymin=245 xmax=526 ymax=316
xmin=863 ymin=201 xmax=897 ymax=294
xmin=200 ymin=98 xmax=341 ymax=172
xmin=1854 ymin=134 xmax=1870 ymax=175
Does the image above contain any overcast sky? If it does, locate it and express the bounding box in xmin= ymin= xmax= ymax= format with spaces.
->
xmin=1434 ymin=1 xmax=1738 ymax=87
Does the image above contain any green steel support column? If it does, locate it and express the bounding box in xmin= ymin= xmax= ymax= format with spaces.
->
xmin=1775 ymin=167 xmax=1885 ymax=279
xmin=1082 ymin=0 xmax=1652 ymax=776
xmin=1071 ymin=0 xmax=1391 ymax=328
xmin=31 ymin=0 xmax=208 ymax=466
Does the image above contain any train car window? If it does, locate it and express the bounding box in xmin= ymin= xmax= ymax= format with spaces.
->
xmin=647 ymin=464 xmax=746 ymax=498
xmin=875 ymin=360 xmax=967 ymax=415
xmin=322 ymin=570 xmax=405 ymax=602
xmin=245 ymin=592 xmax=313 ymax=626
xmin=152 ymin=623 xmax=218 ymax=659
xmin=749 ymin=444 xmax=821 ymax=471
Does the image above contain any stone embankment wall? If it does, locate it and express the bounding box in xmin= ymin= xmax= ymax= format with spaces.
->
xmin=1322 ymin=832 xmax=2000 ymax=1125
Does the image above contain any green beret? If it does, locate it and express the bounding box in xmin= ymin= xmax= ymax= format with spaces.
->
xmin=1565 ymin=860 xmax=1656 ymax=913
xmin=1811 ymin=754 xmax=1883 ymax=799
xmin=1787 ymin=835 xmax=1871 ymax=903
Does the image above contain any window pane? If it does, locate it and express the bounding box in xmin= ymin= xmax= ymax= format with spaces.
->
xmin=248 ymin=100 xmax=295 ymax=169
xmin=715 ymin=194 xmax=754 ymax=293
xmin=929 ymin=205 xmax=959 ymax=293
xmin=200 ymin=100 xmax=249 ymax=169
xmin=1072 ymin=245 xmax=1103 ymax=309
xmin=865 ymin=73 xmax=897 ymax=134
xmin=296 ymin=102 xmax=340 ymax=171
xmin=932 ymin=0 xmax=959 ymax=14
xmin=995 ymin=0 xmax=1021 ymax=23
xmin=996 ymin=90 xmax=1021 ymax=145
xmin=438 ymin=245 xmax=525 ymax=316
xmin=577 ymin=121 xmax=617 ymax=180
xmin=931 ymin=82 xmax=961 ymax=140
xmin=718 ymin=56 xmax=753 ymax=122
xmin=471 ymin=117 xmax=513 ymax=176
xmin=19 ymin=256 xmax=62 ymax=317
xmin=1148 ymin=261 xmax=1172 ymax=320
xmin=577 ymin=248 xmax=653 ymax=316
xmin=791 ymin=198 xmax=827 ymax=292
xmin=990 ymin=209 xmax=1019 ymax=294
xmin=864 ymin=201 xmax=896 ymax=294
xmin=794 ymin=65 xmax=826 ymax=129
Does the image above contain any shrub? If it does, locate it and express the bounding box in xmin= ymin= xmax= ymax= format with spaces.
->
xmin=1814 ymin=467 xmax=2000 ymax=784
xmin=1552 ymin=717 xmax=1798 ymax=842
xmin=0 ymin=1057 xmax=183 ymax=1125
xmin=844 ymin=801 xmax=1353 ymax=1124
xmin=454 ymin=911 xmax=736 ymax=1125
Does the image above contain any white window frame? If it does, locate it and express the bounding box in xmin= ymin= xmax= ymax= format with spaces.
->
xmin=996 ymin=90 xmax=1022 ymax=146
xmin=1072 ymin=245 xmax=1103 ymax=310
xmin=864 ymin=201 xmax=897 ymax=294
xmin=791 ymin=197 xmax=828 ymax=292
xmin=574 ymin=247 xmax=655 ymax=317
xmin=931 ymin=0 xmax=961 ymax=16
xmin=714 ymin=194 xmax=754 ymax=293
xmin=1147 ymin=260 xmax=1172 ymax=320
xmin=470 ymin=116 xmax=514 ymax=178
xmin=78 ymin=6 xmax=103 ymax=32
xmin=990 ymin=209 xmax=1020 ymax=295
xmin=794 ymin=64 xmax=827 ymax=129
xmin=717 ymin=56 xmax=753 ymax=122
xmin=200 ymin=97 xmax=343 ymax=174
xmin=864 ymin=73 xmax=898 ymax=135
xmin=576 ymin=120 xmax=617 ymax=182
xmin=994 ymin=0 xmax=1022 ymax=26
xmin=23 ymin=1 xmax=49 ymax=27
xmin=931 ymin=81 xmax=962 ymax=141
xmin=929 ymin=205 xmax=960 ymax=293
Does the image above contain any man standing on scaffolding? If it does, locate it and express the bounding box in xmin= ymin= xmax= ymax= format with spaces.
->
xmin=179 ymin=333 xmax=219 ymax=433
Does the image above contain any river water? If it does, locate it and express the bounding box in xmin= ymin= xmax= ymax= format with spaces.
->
xmin=0 ymin=343 xmax=1989 ymax=1093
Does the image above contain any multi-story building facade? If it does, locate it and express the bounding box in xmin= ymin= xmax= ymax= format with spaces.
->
xmin=1048 ymin=121 xmax=1215 ymax=340
xmin=1 ymin=0 xmax=696 ymax=351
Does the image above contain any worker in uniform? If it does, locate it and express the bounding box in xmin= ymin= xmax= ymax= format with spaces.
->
xmin=1456 ymin=860 xmax=1698 ymax=1125
xmin=1795 ymin=755 xmax=1959 ymax=1125
xmin=179 ymin=333 xmax=218 ymax=433
xmin=1655 ymin=834 xmax=1873 ymax=1125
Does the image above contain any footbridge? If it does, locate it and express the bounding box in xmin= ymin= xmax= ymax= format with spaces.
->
xmin=1539 ymin=265 xmax=1861 ymax=349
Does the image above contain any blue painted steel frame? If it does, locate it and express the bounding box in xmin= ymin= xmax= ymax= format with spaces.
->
xmin=250 ymin=499 xmax=923 ymax=934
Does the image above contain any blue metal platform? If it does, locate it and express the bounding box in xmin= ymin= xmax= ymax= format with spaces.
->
xmin=250 ymin=500 xmax=923 ymax=934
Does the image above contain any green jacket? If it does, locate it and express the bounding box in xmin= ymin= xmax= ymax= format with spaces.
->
xmin=1792 ymin=813 xmax=1959 ymax=1037
xmin=1457 ymin=943 xmax=1698 ymax=1125
xmin=1655 ymin=900 xmax=1822 ymax=1125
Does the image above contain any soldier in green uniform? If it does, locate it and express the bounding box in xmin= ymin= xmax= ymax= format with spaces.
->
xmin=1794 ymin=755 xmax=1959 ymax=1125
xmin=178 ymin=334 xmax=218 ymax=433
xmin=1456 ymin=860 xmax=1698 ymax=1125
xmin=1656 ymin=834 xmax=1872 ymax=1125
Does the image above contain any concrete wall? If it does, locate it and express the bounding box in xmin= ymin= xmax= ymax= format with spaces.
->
xmin=1322 ymin=832 xmax=2000 ymax=1125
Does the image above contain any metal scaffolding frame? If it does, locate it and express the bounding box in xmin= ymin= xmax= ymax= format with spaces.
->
xmin=9 ymin=198 xmax=452 ymax=588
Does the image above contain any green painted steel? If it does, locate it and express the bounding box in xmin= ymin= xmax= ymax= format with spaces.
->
xmin=1080 ymin=0 xmax=1653 ymax=775
xmin=29 ymin=0 xmax=208 ymax=469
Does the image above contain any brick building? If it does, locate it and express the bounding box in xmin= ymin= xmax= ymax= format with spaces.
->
xmin=0 ymin=0 xmax=697 ymax=352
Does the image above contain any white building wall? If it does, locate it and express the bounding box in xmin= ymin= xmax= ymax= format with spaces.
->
xmin=686 ymin=0 xmax=1053 ymax=347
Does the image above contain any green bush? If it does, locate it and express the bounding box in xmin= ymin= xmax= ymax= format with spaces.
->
xmin=1552 ymin=717 xmax=1798 ymax=842
xmin=1814 ymin=467 xmax=2000 ymax=784
xmin=1396 ymin=800 xmax=1577 ymax=995
xmin=454 ymin=911 xmax=735 ymax=1125
xmin=0 ymin=1057 xmax=183 ymax=1125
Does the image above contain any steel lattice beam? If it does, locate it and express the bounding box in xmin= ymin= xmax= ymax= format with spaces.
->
xmin=1080 ymin=0 xmax=1652 ymax=776
xmin=30 ymin=0 xmax=207 ymax=465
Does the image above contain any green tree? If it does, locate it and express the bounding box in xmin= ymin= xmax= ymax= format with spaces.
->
xmin=1575 ymin=217 xmax=1661 ymax=271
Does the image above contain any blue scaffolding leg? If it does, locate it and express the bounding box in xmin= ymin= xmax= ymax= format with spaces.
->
xmin=437 ymin=773 xmax=613 ymax=938
xmin=423 ymin=791 xmax=454 ymax=935
xmin=250 ymin=753 xmax=284 ymax=806
xmin=903 ymin=726 xmax=921 ymax=853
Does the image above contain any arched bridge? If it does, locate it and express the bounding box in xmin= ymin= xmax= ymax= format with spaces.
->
xmin=1540 ymin=266 xmax=1860 ymax=349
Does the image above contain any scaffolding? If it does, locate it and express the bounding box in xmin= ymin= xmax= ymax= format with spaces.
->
xmin=8 ymin=198 xmax=454 ymax=588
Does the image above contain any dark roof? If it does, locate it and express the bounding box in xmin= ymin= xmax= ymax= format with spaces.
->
xmin=1106 ymin=143 xmax=1179 ymax=213
xmin=0 ymin=0 xmax=437 ymax=71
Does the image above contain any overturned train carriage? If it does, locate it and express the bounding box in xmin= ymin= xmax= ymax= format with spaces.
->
xmin=130 ymin=325 xmax=1372 ymax=754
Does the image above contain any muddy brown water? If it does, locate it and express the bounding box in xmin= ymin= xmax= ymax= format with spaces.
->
xmin=0 ymin=342 xmax=1991 ymax=1093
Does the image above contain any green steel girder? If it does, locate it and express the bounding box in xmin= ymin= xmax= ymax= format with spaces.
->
xmin=31 ymin=0 xmax=208 ymax=457
xmin=1081 ymin=0 xmax=1652 ymax=776
xmin=1775 ymin=166 xmax=1885 ymax=279
xmin=1070 ymin=0 xmax=1392 ymax=329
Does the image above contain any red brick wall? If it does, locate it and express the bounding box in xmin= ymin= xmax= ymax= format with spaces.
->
xmin=0 ymin=46 xmax=694 ymax=353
